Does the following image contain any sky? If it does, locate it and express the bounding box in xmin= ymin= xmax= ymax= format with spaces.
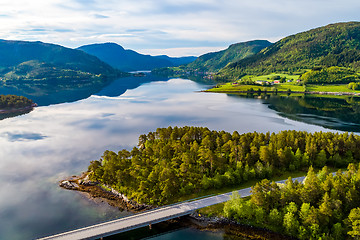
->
xmin=0 ymin=0 xmax=359 ymax=57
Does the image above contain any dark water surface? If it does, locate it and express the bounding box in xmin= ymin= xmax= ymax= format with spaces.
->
xmin=0 ymin=76 xmax=340 ymax=239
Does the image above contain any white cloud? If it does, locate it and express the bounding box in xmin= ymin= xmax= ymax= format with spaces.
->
xmin=0 ymin=0 xmax=359 ymax=56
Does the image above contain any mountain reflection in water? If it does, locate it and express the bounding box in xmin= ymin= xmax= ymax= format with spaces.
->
xmin=228 ymin=93 xmax=360 ymax=132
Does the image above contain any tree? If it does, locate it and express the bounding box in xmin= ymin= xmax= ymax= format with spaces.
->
xmin=332 ymin=222 xmax=344 ymax=240
xmin=315 ymin=149 xmax=327 ymax=168
xmin=299 ymin=202 xmax=311 ymax=224
xmin=348 ymin=208 xmax=360 ymax=239
xmin=301 ymin=166 xmax=321 ymax=204
xmin=283 ymin=211 xmax=299 ymax=236
xmin=268 ymin=208 xmax=283 ymax=231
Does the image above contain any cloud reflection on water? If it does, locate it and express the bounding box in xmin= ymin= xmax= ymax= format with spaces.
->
xmin=0 ymin=78 xmax=330 ymax=240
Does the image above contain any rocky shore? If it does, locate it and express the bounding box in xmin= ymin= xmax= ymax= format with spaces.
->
xmin=59 ymin=173 xmax=153 ymax=212
xmin=189 ymin=213 xmax=295 ymax=240
xmin=59 ymin=174 xmax=292 ymax=239
xmin=0 ymin=103 xmax=37 ymax=114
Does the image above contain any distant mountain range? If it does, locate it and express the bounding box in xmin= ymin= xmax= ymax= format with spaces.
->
xmin=0 ymin=40 xmax=125 ymax=83
xmin=152 ymin=40 xmax=271 ymax=77
xmin=1 ymin=21 xmax=360 ymax=93
xmin=77 ymin=43 xmax=196 ymax=72
xmin=216 ymin=22 xmax=360 ymax=81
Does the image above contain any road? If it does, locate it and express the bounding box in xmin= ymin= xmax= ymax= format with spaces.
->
xmin=38 ymin=176 xmax=306 ymax=240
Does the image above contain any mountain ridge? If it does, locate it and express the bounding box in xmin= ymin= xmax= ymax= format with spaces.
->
xmin=185 ymin=40 xmax=272 ymax=72
xmin=216 ymin=22 xmax=360 ymax=81
xmin=0 ymin=39 xmax=125 ymax=82
xmin=77 ymin=42 xmax=196 ymax=71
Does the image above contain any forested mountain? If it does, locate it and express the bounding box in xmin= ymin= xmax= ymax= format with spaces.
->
xmin=186 ymin=40 xmax=271 ymax=72
xmin=153 ymin=55 xmax=197 ymax=67
xmin=216 ymin=22 xmax=360 ymax=81
xmin=0 ymin=40 xmax=123 ymax=82
xmin=77 ymin=43 xmax=196 ymax=71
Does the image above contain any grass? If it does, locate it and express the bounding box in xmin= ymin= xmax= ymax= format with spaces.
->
xmin=275 ymin=83 xmax=305 ymax=92
xmin=207 ymin=73 xmax=360 ymax=95
xmin=207 ymin=82 xmax=304 ymax=93
xmin=197 ymin=202 xmax=225 ymax=217
xmin=242 ymin=73 xmax=300 ymax=82
xmin=306 ymin=84 xmax=360 ymax=93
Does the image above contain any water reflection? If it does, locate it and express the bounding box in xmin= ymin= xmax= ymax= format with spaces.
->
xmin=227 ymin=93 xmax=360 ymax=132
xmin=0 ymin=78 xmax=330 ymax=239
xmin=0 ymin=74 xmax=169 ymax=106
xmin=1 ymin=131 xmax=47 ymax=141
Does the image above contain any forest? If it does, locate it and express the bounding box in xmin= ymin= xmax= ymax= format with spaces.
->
xmin=224 ymin=164 xmax=360 ymax=239
xmin=0 ymin=94 xmax=34 ymax=109
xmin=87 ymin=126 xmax=360 ymax=205
xmin=216 ymin=22 xmax=360 ymax=81
xmin=300 ymin=66 xmax=360 ymax=84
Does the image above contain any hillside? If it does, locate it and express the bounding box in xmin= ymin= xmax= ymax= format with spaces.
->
xmin=77 ymin=43 xmax=196 ymax=71
xmin=216 ymin=22 xmax=360 ymax=81
xmin=186 ymin=40 xmax=271 ymax=72
xmin=0 ymin=40 xmax=123 ymax=82
xmin=153 ymin=55 xmax=197 ymax=66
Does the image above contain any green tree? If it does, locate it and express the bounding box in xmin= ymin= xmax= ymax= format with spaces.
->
xmin=283 ymin=211 xmax=299 ymax=236
xmin=348 ymin=208 xmax=360 ymax=239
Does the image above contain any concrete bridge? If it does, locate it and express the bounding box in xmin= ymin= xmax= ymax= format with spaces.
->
xmin=38 ymin=176 xmax=306 ymax=240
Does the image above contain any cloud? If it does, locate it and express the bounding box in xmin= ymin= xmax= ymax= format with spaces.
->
xmin=92 ymin=13 xmax=109 ymax=19
xmin=0 ymin=0 xmax=359 ymax=56
xmin=1 ymin=132 xmax=47 ymax=142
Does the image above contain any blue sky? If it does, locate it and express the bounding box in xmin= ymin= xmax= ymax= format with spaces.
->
xmin=0 ymin=0 xmax=359 ymax=56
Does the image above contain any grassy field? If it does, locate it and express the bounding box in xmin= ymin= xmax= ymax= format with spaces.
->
xmin=242 ymin=73 xmax=300 ymax=82
xmin=306 ymin=84 xmax=360 ymax=93
xmin=207 ymin=74 xmax=360 ymax=95
xmin=207 ymin=81 xmax=305 ymax=92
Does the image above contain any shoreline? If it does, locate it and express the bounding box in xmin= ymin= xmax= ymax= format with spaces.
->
xmin=204 ymin=89 xmax=360 ymax=96
xmin=189 ymin=213 xmax=295 ymax=240
xmin=59 ymin=174 xmax=293 ymax=239
xmin=0 ymin=103 xmax=37 ymax=114
xmin=59 ymin=173 xmax=154 ymax=212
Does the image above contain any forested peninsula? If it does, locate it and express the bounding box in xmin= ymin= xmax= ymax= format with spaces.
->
xmin=85 ymin=127 xmax=360 ymax=205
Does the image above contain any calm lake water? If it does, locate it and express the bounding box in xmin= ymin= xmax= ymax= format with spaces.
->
xmin=0 ymin=75 xmax=338 ymax=239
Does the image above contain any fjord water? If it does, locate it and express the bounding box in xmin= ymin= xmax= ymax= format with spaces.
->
xmin=0 ymin=76 xmax=336 ymax=240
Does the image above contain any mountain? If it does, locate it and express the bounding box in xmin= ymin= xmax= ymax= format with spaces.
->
xmin=185 ymin=40 xmax=271 ymax=72
xmin=216 ymin=22 xmax=360 ymax=81
xmin=77 ymin=43 xmax=196 ymax=72
xmin=0 ymin=40 xmax=122 ymax=82
xmin=153 ymin=55 xmax=197 ymax=66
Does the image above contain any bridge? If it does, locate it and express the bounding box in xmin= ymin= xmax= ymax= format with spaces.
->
xmin=39 ymin=176 xmax=306 ymax=240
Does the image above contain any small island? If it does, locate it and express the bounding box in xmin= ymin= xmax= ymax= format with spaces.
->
xmin=0 ymin=94 xmax=36 ymax=114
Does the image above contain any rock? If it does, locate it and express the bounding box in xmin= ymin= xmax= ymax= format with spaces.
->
xmin=79 ymin=180 xmax=98 ymax=186
xmin=60 ymin=180 xmax=78 ymax=190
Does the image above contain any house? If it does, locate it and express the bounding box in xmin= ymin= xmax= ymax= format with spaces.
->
xmin=256 ymin=80 xmax=270 ymax=85
xmin=274 ymin=80 xmax=281 ymax=84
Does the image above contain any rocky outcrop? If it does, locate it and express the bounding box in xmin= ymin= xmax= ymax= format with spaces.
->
xmin=59 ymin=180 xmax=79 ymax=190
xmin=59 ymin=173 xmax=153 ymax=212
